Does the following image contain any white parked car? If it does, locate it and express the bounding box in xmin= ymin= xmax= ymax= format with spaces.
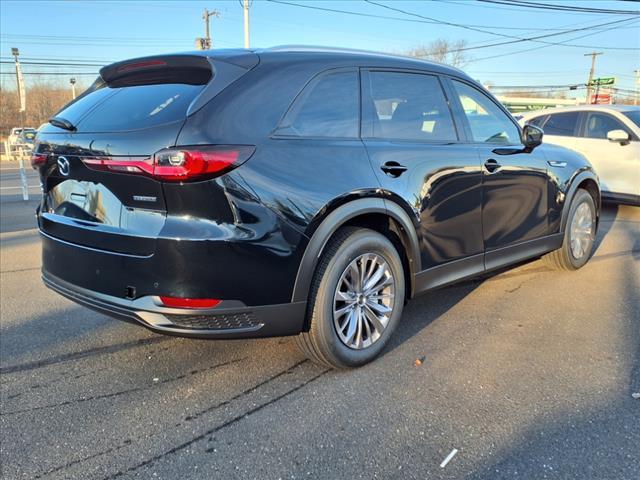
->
xmin=519 ymin=105 xmax=639 ymax=206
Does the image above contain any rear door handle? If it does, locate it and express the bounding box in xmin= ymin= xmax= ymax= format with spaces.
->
xmin=484 ymin=158 xmax=501 ymax=173
xmin=381 ymin=161 xmax=407 ymax=177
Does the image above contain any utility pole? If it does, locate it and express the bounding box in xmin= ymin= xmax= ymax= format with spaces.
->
xmin=584 ymin=52 xmax=603 ymax=104
xmin=70 ymin=77 xmax=77 ymax=100
xmin=11 ymin=48 xmax=26 ymax=124
xmin=201 ymin=8 xmax=220 ymax=50
xmin=243 ymin=0 xmax=251 ymax=48
xmin=634 ymin=69 xmax=640 ymax=106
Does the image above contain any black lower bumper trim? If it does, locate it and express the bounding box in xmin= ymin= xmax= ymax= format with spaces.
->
xmin=43 ymin=272 xmax=306 ymax=339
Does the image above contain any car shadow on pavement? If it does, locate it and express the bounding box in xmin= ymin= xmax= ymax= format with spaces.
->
xmin=465 ymin=211 xmax=640 ymax=479
xmin=593 ymin=202 xmax=619 ymax=254
xmin=384 ymin=202 xmax=628 ymax=358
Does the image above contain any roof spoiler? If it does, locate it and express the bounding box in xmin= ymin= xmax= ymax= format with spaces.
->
xmin=100 ymin=55 xmax=213 ymax=87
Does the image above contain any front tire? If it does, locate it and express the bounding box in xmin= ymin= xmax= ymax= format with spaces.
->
xmin=543 ymin=189 xmax=597 ymax=270
xmin=296 ymin=227 xmax=405 ymax=368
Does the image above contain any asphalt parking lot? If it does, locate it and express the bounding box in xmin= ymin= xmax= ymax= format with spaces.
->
xmin=1 ymin=161 xmax=639 ymax=479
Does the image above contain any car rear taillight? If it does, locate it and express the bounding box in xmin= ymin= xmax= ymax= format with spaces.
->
xmin=82 ymin=145 xmax=254 ymax=182
xmin=159 ymin=296 xmax=221 ymax=309
xmin=31 ymin=153 xmax=47 ymax=169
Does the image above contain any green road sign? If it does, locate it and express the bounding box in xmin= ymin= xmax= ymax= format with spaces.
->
xmin=590 ymin=77 xmax=615 ymax=86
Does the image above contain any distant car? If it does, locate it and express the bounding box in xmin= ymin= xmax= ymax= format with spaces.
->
xmin=519 ymin=105 xmax=639 ymax=206
xmin=8 ymin=127 xmax=35 ymax=145
xmin=8 ymin=128 xmax=37 ymax=155
xmin=18 ymin=129 xmax=37 ymax=147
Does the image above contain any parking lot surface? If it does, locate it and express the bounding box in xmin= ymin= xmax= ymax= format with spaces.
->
xmin=1 ymin=163 xmax=639 ymax=479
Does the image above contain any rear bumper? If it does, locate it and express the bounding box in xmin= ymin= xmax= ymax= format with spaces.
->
xmin=43 ymin=272 xmax=306 ymax=339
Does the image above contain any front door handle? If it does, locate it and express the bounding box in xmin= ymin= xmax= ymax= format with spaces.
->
xmin=381 ymin=161 xmax=407 ymax=178
xmin=484 ymin=158 xmax=501 ymax=173
xmin=547 ymin=160 xmax=567 ymax=168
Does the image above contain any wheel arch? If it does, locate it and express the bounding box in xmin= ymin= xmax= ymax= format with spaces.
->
xmin=561 ymin=170 xmax=601 ymax=233
xmin=291 ymin=197 xmax=421 ymax=304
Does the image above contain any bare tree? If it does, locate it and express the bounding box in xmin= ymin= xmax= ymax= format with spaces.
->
xmin=0 ymin=78 xmax=89 ymax=136
xmin=404 ymin=39 xmax=470 ymax=68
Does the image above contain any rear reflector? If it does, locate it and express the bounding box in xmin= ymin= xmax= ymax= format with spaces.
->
xmin=31 ymin=153 xmax=47 ymax=169
xmin=159 ymin=297 xmax=221 ymax=309
xmin=82 ymin=145 xmax=254 ymax=182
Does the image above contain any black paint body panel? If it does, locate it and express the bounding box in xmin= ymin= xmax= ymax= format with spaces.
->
xmin=35 ymin=48 xmax=599 ymax=338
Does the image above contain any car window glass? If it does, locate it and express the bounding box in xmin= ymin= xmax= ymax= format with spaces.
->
xmin=541 ymin=112 xmax=579 ymax=136
xmin=622 ymin=110 xmax=640 ymax=128
xmin=74 ymin=83 xmax=205 ymax=132
xmin=585 ymin=113 xmax=627 ymax=139
xmin=451 ymin=80 xmax=520 ymax=144
xmin=364 ymin=72 xmax=457 ymax=142
xmin=527 ymin=115 xmax=547 ymax=128
xmin=276 ymin=70 xmax=359 ymax=138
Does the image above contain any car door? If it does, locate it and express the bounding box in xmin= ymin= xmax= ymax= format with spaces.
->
xmin=572 ymin=111 xmax=639 ymax=197
xmin=361 ymin=69 xmax=484 ymax=286
xmin=445 ymin=78 xmax=552 ymax=268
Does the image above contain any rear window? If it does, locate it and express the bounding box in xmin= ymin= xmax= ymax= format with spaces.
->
xmin=56 ymin=83 xmax=205 ymax=132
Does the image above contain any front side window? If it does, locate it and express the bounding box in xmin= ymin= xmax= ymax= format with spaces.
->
xmin=542 ymin=112 xmax=579 ymax=137
xmin=584 ymin=112 xmax=628 ymax=139
xmin=363 ymin=71 xmax=457 ymax=142
xmin=275 ymin=70 xmax=359 ymax=138
xmin=622 ymin=110 xmax=640 ymax=129
xmin=451 ymin=80 xmax=520 ymax=144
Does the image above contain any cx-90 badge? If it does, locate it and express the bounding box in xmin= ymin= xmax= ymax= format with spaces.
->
xmin=57 ymin=156 xmax=70 ymax=176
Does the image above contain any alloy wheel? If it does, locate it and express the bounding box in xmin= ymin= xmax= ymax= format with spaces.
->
xmin=333 ymin=253 xmax=395 ymax=349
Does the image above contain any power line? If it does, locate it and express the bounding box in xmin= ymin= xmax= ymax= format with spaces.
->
xmin=364 ymin=1 xmax=639 ymax=51
xmin=476 ymin=0 xmax=640 ymax=15
xmin=0 ymin=60 xmax=105 ymax=67
xmin=264 ymin=0 xmax=611 ymax=31
xmin=0 ymin=72 xmax=97 ymax=75
xmin=468 ymin=17 xmax=639 ymax=62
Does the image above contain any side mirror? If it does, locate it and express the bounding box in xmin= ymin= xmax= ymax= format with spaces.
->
xmin=606 ymin=129 xmax=630 ymax=145
xmin=522 ymin=124 xmax=543 ymax=151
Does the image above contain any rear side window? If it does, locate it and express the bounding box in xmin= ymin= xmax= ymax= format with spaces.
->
xmin=275 ymin=70 xmax=359 ymax=138
xmin=542 ymin=112 xmax=579 ymax=136
xmin=57 ymin=83 xmax=205 ymax=132
xmin=363 ymin=71 xmax=457 ymax=142
xmin=584 ymin=112 xmax=628 ymax=139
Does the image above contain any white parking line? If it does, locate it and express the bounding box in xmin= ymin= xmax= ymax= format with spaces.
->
xmin=440 ymin=448 xmax=458 ymax=468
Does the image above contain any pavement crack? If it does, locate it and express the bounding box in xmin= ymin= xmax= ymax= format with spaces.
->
xmin=1 ymin=358 xmax=244 ymax=416
xmin=0 ymin=337 xmax=171 ymax=375
xmin=184 ymin=359 xmax=309 ymax=422
xmin=34 ymin=441 xmax=131 ymax=479
xmin=102 ymin=367 xmax=330 ymax=480
xmin=0 ymin=266 xmax=41 ymax=274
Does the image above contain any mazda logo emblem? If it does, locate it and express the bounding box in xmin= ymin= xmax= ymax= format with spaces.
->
xmin=57 ymin=156 xmax=70 ymax=177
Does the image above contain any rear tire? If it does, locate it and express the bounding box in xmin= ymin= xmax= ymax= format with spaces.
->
xmin=296 ymin=227 xmax=405 ymax=369
xmin=543 ymin=189 xmax=596 ymax=271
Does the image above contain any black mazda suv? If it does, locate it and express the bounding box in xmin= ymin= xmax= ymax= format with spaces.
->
xmin=33 ymin=47 xmax=600 ymax=368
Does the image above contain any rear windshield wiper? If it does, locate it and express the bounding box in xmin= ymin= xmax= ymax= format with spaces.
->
xmin=49 ymin=116 xmax=76 ymax=132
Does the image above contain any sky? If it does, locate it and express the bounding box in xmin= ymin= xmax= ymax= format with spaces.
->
xmin=0 ymin=0 xmax=638 ymax=98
